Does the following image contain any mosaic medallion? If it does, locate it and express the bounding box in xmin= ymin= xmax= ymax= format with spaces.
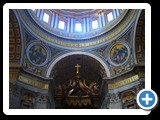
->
xmin=28 ymin=44 xmax=48 ymax=66
xmin=108 ymin=42 xmax=130 ymax=66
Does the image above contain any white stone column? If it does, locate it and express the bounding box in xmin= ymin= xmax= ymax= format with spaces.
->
xmin=54 ymin=13 xmax=58 ymax=29
xmin=116 ymin=9 xmax=120 ymax=17
xmin=36 ymin=9 xmax=41 ymax=18
xmin=67 ymin=17 xmax=71 ymax=32
xmin=101 ymin=12 xmax=106 ymax=27
xmin=86 ymin=17 xmax=90 ymax=32
xmin=98 ymin=13 xmax=102 ymax=28
xmin=83 ymin=17 xmax=86 ymax=32
xmin=105 ymin=13 xmax=108 ymax=25
xmin=39 ymin=9 xmax=44 ymax=20
xmin=51 ymin=12 xmax=55 ymax=28
xmin=113 ymin=9 xmax=117 ymax=19
xmin=70 ymin=18 xmax=74 ymax=32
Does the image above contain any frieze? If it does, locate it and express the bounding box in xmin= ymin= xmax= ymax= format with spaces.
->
xmin=18 ymin=75 xmax=49 ymax=90
xmin=108 ymin=74 xmax=139 ymax=89
xmin=23 ymin=62 xmax=43 ymax=76
xmin=112 ymin=58 xmax=134 ymax=75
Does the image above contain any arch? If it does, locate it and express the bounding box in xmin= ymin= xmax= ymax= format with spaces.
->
xmin=9 ymin=10 xmax=24 ymax=67
xmin=9 ymin=10 xmax=24 ymax=85
xmin=132 ymin=9 xmax=144 ymax=64
xmin=46 ymin=51 xmax=111 ymax=78
xmin=12 ymin=10 xmax=24 ymax=66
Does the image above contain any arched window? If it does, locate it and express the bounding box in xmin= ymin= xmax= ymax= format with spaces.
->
xmin=75 ymin=23 xmax=82 ymax=32
xmin=58 ymin=21 xmax=65 ymax=30
xmin=43 ymin=13 xmax=50 ymax=23
xmin=92 ymin=20 xmax=98 ymax=29
xmin=107 ymin=12 xmax=114 ymax=22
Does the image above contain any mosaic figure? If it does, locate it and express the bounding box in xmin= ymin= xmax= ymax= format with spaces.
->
xmin=29 ymin=45 xmax=47 ymax=65
xmin=110 ymin=44 xmax=128 ymax=65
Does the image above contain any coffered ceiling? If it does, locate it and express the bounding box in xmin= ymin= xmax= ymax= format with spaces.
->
xmin=9 ymin=10 xmax=22 ymax=67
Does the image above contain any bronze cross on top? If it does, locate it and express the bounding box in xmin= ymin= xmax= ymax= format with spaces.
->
xmin=75 ymin=64 xmax=80 ymax=74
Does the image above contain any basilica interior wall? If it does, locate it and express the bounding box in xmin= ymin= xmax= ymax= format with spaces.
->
xmin=9 ymin=9 xmax=145 ymax=109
